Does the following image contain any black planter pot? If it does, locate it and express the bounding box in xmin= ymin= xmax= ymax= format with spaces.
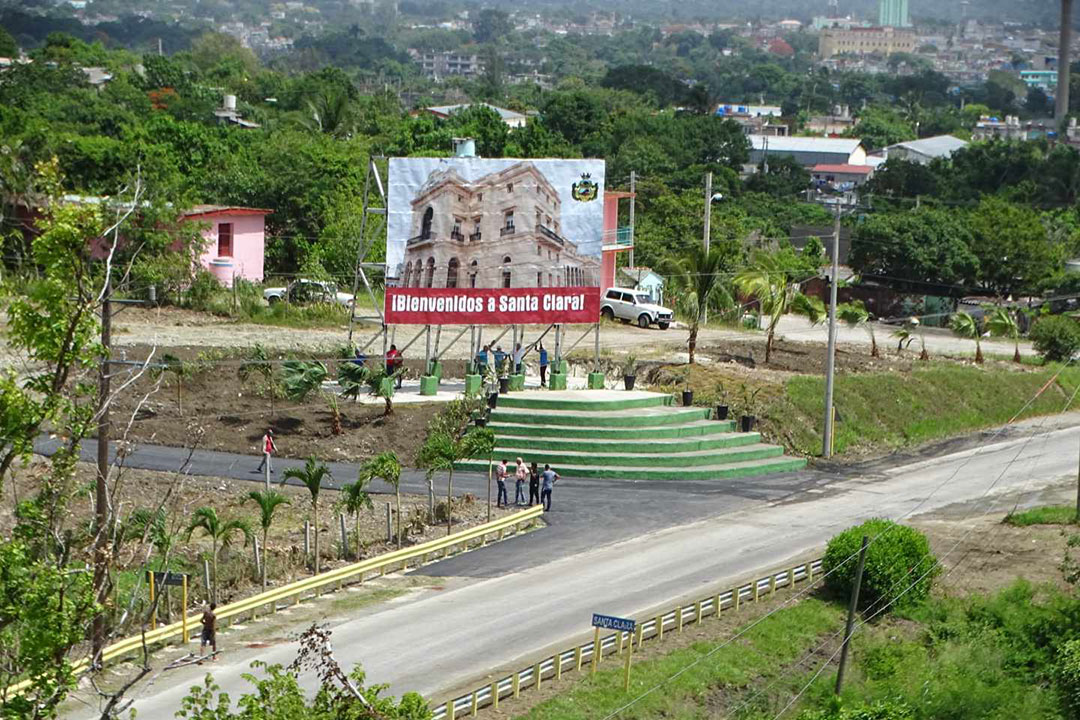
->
xmin=716 ymin=405 xmax=729 ymax=420
xmin=487 ymin=392 xmax=498 ymax=409
xmin=624 ymin=375 xmax=637 ymax=391
xmin=740 ymin=415 xmax=756 ymax=432
xmin=474 ymin=416 xmax=487 ymax=427
xmin=498 ymin=377 xmax=510 ymax=394
xmin=682 ymin=390 xmax=694 ymax=407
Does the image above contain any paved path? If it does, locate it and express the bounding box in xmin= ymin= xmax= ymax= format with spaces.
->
xmin=54 ymin=412 xmax=1078 ymax=718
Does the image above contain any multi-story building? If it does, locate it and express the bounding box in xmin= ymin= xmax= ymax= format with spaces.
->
xmin=398 ymin=162 xmax=599 ymax=290
xmin=878 ymin=0 xmax=911 ymax=27
xmin=409 ymin=50 xmax=484 ymax=79
xmin=819 ymin=26 xmax=917 ymax=58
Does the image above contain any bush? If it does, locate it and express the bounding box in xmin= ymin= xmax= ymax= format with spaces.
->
xmin=1056 ymin=638 xmax=1080 ymax=719
xmin=799 ymin=699 xmax=914 ymax=720
xmin=1030 ymin=315 xmax=1080 ymax=363
xmin=822 ymin=519 xmax=938 ymax=614
xmin=184 ymin=269 xmax=223 ymax=311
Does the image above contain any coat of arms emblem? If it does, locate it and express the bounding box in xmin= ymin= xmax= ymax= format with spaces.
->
xmin=571 ymin=173 xmax=598 ymax=202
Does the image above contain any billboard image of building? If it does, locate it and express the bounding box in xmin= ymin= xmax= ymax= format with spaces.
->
xmin=385 ymin=157 xmax=604 ymax=324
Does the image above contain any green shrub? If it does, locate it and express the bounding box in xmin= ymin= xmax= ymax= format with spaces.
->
xmin=1056 ymin=638 xmax=1080 ymax=719
xmin=799 ymin=699 xmax=914 ymax=720
xmin=184 ymin=269 xmax=223 ymax=311
xmin=1030 ymin=315 xmax=1080 ymax=363
xmin=822 ymin=519 xmax=938 ymax=613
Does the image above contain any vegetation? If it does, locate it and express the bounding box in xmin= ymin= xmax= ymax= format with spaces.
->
xmin=1031 ymin=315 xmax=1080 ymax=363
xmin=1004 ymin=505 xmax=1079 ymax=527
xmin=822 ymin=519 xmax=938 ymax=614
xmin=282 ymin=457 xmax=332 ymax=573
xmin=339 ymin=473 xmax=375 ymax=559
xmin=949 ymin=311 xmax=984 ymax=364
xmin=661 ymin=244 xmax=736 ymax=364
xmin=985 ymin=306 xmax=1023 ymax=363
xmin=360 ymin=451 xmax=403 ymax=549
xmin=418 ymin=398 xmax=493 ymax=531
xmin=185 ymin=507 xmax=252 ymax=604
xmin=245 ymin=490 xmax=291 ymax=590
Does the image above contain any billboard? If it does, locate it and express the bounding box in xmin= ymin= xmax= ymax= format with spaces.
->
xmin=384 ymin=157 xmax=605 ymax=325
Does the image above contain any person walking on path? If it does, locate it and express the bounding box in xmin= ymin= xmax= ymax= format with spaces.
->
xmin=514 ymin=457 xmax=528 ymax=505
xmin=528 ymin=461 xmax=541 ymax=506
xmin=541 ymin=464 xmax=559 ymax=512
xmin=256 ymin=429 xmax=276 ymax=474
xmin=538 ymin=344 xmax=549 ymax=387
xmin=200 ymin=603 xmax=217 ymax=659
xmin=495 ymin=459 xmax=509 ymax=507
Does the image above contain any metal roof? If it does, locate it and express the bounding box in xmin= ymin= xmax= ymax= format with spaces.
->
xmin=748 ymin=135 xmax=863 ymax=154
xmin=425 ymin=103 xmax=526 ymax=121
xmin=887 ymin=135 xmax=968 ymax=158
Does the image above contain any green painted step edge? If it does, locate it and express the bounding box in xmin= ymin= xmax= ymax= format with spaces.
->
xmin=489 ymin=421 xmax=736 ymax=439
xmin=454 ymin=457 xmax=807 ymax=481
xmin=489 ymin=408 xmax=710 ymax=427
xmin=494 ymin=433 xmax=761 ymax=454
xmin=496 ymin=394 xmax=672 ymax=411
xmin=488 ymin=444 xmax=783 ymax=468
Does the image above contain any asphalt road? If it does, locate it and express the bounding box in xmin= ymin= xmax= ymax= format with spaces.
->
xmin=54 ymin=412 xmax=1079 ymax=718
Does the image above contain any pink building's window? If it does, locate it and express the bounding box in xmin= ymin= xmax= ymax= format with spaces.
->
xmin=218 ymin=223 xmax=234 ymax=257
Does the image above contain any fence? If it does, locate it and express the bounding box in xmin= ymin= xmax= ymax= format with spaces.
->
xmin=431 ymin=556 xmax=824 ymax=720
xmin=6 ymin=505 xmax=544 ymax=697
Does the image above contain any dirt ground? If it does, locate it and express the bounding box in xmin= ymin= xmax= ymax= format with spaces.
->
xmin=4 ymin=458 xmax=514 ymax=630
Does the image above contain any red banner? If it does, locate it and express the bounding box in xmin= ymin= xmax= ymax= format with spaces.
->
xmin=385 ymin=287 xmax=600 ymax=325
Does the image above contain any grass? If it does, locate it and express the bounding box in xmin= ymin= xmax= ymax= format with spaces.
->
xmin=514 ymin=598 xmax=845 ymax=720
xmin=1004 ymin=505 xmax=1079 ymax=527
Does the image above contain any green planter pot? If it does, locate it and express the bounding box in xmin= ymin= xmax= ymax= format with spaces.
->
xmin=549 ymin=372 xmax=568 ymax=390
xmin=419 ymin=375 xmax=439 ymax=396
xmin=509 ymin=373 xmax=525 ymax=391
xmin=587 ymin=372 xmax=605 ymax=389
xmin=464 ymin=374 xmax=482 ymax=396
xmin=429 ymin=360 xmax=443 ymax=380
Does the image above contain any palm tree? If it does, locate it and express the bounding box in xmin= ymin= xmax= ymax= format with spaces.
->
xmin=303 ymin=88 xmax=356 ymax=139
xmin=185 ymin=507 xmax=252 ymax=604
xmin=338 ymin=361 xmax=370 ymax=403
xmin=734 ymin=255 xmax=807 ymax=364
xmin=365 ymin=367 xmax=397 ymax=416
xmin=985 ymin=305 xmax=1022 ymax=363
xmin=660 ymin=244 xmax=733 ymax=364
xmin=245 ymin=490 xmax=290 ymax=590
xmin=950 ymin=310 xmax=984 ymax=364
xmin=283 ymin=456 xmax=332 ymax=573
xmin=124 ymin=507 xmax=178 ymax=620
xmin=358 ymin=451 xmax=402 ymax=549
xmin=282 ymin=359 xmax=341 ymax=435
xmin=238 ymin=344 xmax=278 ymax=414
xmin=791 ymin=293 xmax=827 ymax=326
xmin=156 ymin=353 xmax=191 ymax=414
xmin=339 ymin=473 xmax=374 ymax=558
xmin=837 ymin=301 xmax=880 ymax=358
xmin=418 ymin=428 xmax=494 ymax=535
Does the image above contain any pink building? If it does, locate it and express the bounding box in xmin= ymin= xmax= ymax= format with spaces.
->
xmin=601 ymin=191 xmax=634 ymax=290
xmin=183 ymin=206 xmax=271 ymax=287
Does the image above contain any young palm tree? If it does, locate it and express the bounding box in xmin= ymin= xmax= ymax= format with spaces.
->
xmin=985 ymin=305 xmax=1022 ymax=363
xmin=282 ymin=359 xmax=341 ymax=435
xmin=734 ymin=256 xmax=806 ymax=364
xmin=185 ymin=506 xmax=252 ymax=604
xmin=238 ymin=344 xmax=278 ymax=414
xmin=339 ymin=473 xmax=375 ymax=558
xmin=283 ymin=456 xmax=332 ymax=573
xmin=338 ymin=361 xmax=370 ymax=403
xmin=124 ymin=507 xmax=178 ymax=619
xmin=660 ymin=244 xmax=733 ymax=364
xmin=245 ymin=489 xmax=290 ymax=590
xmin=950 ymin=310 xmax=984 ymax=364
xmin=358 ymin=451 xmax=402 ymax=549
xmin=156 ymin=353 xmax=191 ymax=415
xmin=837 ymin=301 xmax=880 ymax=358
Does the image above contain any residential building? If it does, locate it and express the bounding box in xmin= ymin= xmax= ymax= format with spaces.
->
xmin=416 ymin=103 xmax=527 ymax=128
xmin=806 ymin=105 xmax=856 ymax=135
xmin=1020 ymin=69 xmax=1058 ymax=91
xmin=811 ymin=16 xmax=870 ymax=30
xmin=715 ymin=103 xmax=789 ymax=136
xmin=819 ymin=26 xmax=916 ymax=58
xmin=616 ymin=266 xmax=665 ymax=305
xmin=183 ymin=206 xmax=272 ymax=287
xmin=811 ymin=163 xmax=875 ymax=187
xmin=749 ymin=135 xmax=868 ymax=168
xmin=878 ymin=0 xmax=911 ymax=27
xmin=601 ymin=191 xmax=633 ymax=291
xmin=883 ymin=135 xmax=969 ymax=164
xmin=409 ymin=50 xmax=484 ymax=79
xmin=213 ymin=94 xmax=260 ymax=129
xmin=398 ymin=162 xmax=599 ymax=290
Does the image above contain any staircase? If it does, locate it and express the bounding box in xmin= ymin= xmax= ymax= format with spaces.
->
xmin=455 ymin=390 xmax=806 ymax=481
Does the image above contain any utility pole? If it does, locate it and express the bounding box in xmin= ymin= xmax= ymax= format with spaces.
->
xmin=628 ymin=170 xmax=636 ymax=269
xmin=1057 ymin=0 xmax=1074 ymax=126
xmin=91 ymin=276 xmax=112 ymax=659
xmin=702 ymin=171 xmax=713 ymax=254
xmin=835 ymin=535 xmax=869 ymax=696
xmin=1075 ymin=432 xmax=1080 ymax=520
xmin=822 ymin=207 xmax=841 ymax=458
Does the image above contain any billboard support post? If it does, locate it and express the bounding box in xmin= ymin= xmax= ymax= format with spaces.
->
xmin=424 ymin=325 xmax=432 ymax=375
xmin=594 ymin=322 xmax=600 ymax=368
xmin=433 ymin=325 xmax=442 ymax=372
xmin=347 ymin=156 xmax=389 ymax=345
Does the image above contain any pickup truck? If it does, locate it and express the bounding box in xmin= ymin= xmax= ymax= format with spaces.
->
xmin=600 ymin=288 xmax=673 ymax=329
xmin=263 ymin=279 xmax=355 ymax=308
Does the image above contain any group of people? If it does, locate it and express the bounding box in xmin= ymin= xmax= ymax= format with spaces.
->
xmin=495 ymin=458 xmax=560 ymax=511
xmin=475 ymin=342 xmax=551 ymax=387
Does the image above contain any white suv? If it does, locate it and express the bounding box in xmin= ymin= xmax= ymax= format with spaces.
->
xmin=600 ymin=288 xmax=673 ymax=330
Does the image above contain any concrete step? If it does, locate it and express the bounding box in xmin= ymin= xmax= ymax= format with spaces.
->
xmin=489 ymin=419 xmax=735 ymax=439
xmin=486 ymin=443 xmax=783 ymax=468
xmin=489 ymin=405 xmax=710 ymax=428
xmin=494 ymin=430 xmax=762 ymax=454
xmin=456 ymin=455 xmax=807 ymax=481
xmin=495 ymin=390 xmax=672 ymax=412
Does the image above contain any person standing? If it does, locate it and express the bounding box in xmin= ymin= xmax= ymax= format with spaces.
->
xmin=474 ymin=344 xmax=489 ymax=375
xmin=493 ymin=346 xmax=506 ymax=374
xmin=495 ymin=459 xmax=509 ymax=507
xmin=200 ymin=603 xmax=217 ymax=659
xmin=256 ymin=429 xmax=276 ymax=474
xmin=386 ymin=344 xmax=403 ymax=388
xmin=540 ymin=464 xmax=559 ymax=511
xmin=512 ymin=343 xmax=526 ymax=375
xmin=538 ymin=343 xmax=549 ymax=388
xmin=528 ymin=461 xmax=541 ymax=506
xmin=514 ymin=457 xmax=528 ymax=505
